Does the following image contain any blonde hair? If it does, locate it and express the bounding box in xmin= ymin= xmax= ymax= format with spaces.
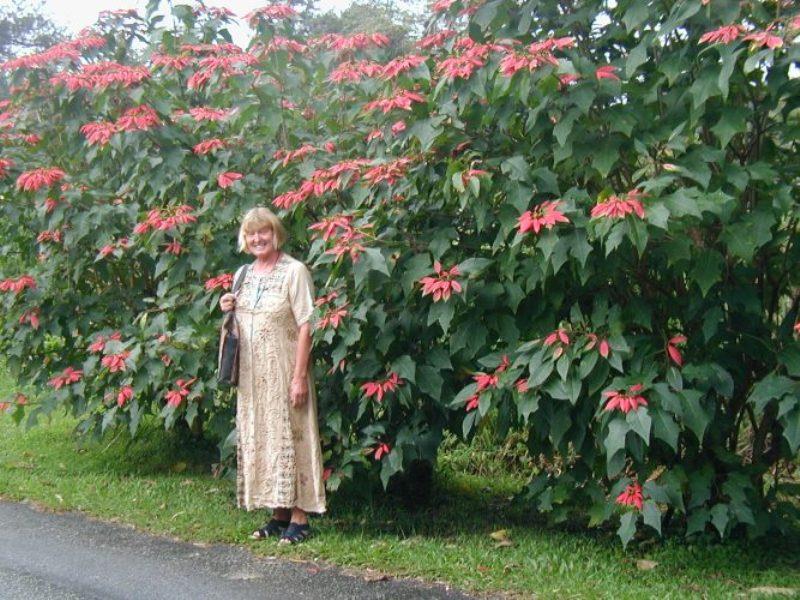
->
xmin=238 ymin=207 xmax=287 ymax=252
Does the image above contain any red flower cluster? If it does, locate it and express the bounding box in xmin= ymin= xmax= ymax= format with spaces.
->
xmin=164 ymin=241 xmax=183 ymax=255
xmin=363 ymin=89 xmax=425 ymax=114
xmin=499 ymin=37 xmax=573 ymax=77
xmin=794 ymin=321 xmax=800 ymax=335
xmin=362 ymin=157 xmax=415 ymax=186
xmin=193 ymin=138 xmax=226 ymax=155
xmin=218 ymin=171 xmax=243 ymax=188
xmin=436 ymin=38 xmax=503 ymax=81
xmin=699 ymin=24 xmax=744 ymax=45
xmin=36 ymin=229 xmax=62 ymax=244
xmin=244 ymin=4 xmax=297 ymax=25
xmin=189 ymin=51 xmax=257 ymax=89
xmin=16 ymin=167 xmax=66 ymax=192
xmin=743 ymin=29 xmax=783 ymax=50
xmin=18 ymin=308 xmax=40 ymax=329
xmin=151 ymin=53 xmax=194 ymax=71
xmin=544 ymin=328 xmax=570 ymax=358
xmin=328 ymin=59 xmax=383 ymax=83
xmin=0 ymin=34 xmax=105 ymax=71
xmin=595 ymin=65 xmax=620 ymax=81
xmin=0 ymin=157 xmax=13 ymax=177
xmin=590 ymin=189 xmax=646 ymax=220
xmin=585 ymin=333 xmax=610 ymax=358
xmin=88 ymin=332 xmax=122 ymax=353
xmin=381 ymin=54 xmax=426 ymax=80
xmin=188 ymin=107 xmax=232 ymax=122
xmin=325 ymin=228 xmax=370 ymax=263
xmin=603 ymin=384 xmax=648 ymax=414
xmin=0 ymin=275 xmax=36 ymax=295
xmin=101 ymin=351 xmax=131 ymax=373
xmin=419 ymin=261 xmax=462 ymax=302
xmin=116 ymin=105 xmax=161 ymax=132
xmin=98 ymin=238 xmax=130 ymax=258
xmin=309 ymin=214 xmax=355 ymax=241
xmin=417 ymin=29 xmax=456 ymax=50
xmin=80 ymin=121 xmax=117 ymax=146
xmin=133 ymin=205 xmax=196 ymax=235
xmin=361 ymin=372 xmax=403 ymax=402
xmin=165 ymin=378 xmax=196 ymax=408
xmin=273 ymin=159 xmax=371 ymax=209
xmin=47 ymin=366 xmax=83 ymax=390
xmin=431 ymin=0 xmax=456 ymax=12
xmin=517 ymin=201 xmax=570 ymax=235
xmin=373 ymin=442 xmax=391 ymax=460
xmin=273 ymin=144 xmax=318 ymax=166
xmin=391 ymin=120 xmax=407 ymax=135
xmin=204 ymin=272 xmax=234 ymax=291
xmin=317 ymin=306 xmax=348 ymax=330
xmin=465 ymin=355 xmax=510 ymax=411
xmin=666 ymin=334 xmax=687 ymax=367
xmin=615 ymin=482 xmax=643 ymax=510
xmin=117 ymin=386 xmax=134 ymax=408
xmin=50 ymin=62 xmax=150 ymax=91
xmin=259 ymin=36 xmax=308 ymax=56
xmin=311 ymin=33 xmax=390 ymax=53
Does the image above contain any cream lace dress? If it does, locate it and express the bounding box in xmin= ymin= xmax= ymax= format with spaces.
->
xmin=233 ymin=254 xmax=326 ymax=513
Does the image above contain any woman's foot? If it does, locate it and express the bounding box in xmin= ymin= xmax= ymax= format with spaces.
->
xmin=279 ymin=522 xmax=312 ymax=544
xmin=250 ymin=518 xmax=289 ymax=540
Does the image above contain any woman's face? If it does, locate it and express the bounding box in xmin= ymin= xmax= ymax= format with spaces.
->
xmin=245 ymin=226 xmax=275 ymax=259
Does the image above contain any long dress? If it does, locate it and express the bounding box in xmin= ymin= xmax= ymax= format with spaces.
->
xmin=233 ymin=253 xmax=326 ymax=514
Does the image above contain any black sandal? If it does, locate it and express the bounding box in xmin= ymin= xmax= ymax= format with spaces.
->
xmin=279 ymin=522 xmax=312 ymax=544
xmin=251 ymin=519 xmax=289 ymax=540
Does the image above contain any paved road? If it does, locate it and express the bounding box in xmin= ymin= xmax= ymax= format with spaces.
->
xmin=0 ymin=500 xmax=474 ymax=600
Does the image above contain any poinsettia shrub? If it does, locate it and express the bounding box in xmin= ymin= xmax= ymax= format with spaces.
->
xmin=1 ymin=0 xmax=799 ymax=545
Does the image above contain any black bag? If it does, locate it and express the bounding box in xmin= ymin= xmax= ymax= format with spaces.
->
xmin=217 ymin=265 xmax=249 ymax=386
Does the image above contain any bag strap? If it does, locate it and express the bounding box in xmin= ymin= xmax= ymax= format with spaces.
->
xmin=223 ymin=264 xmax=249 ymax=331
xmin=232 ymin=264 xmax=249 ymax=294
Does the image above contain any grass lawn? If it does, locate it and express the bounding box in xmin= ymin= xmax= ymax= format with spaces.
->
xmin=1 ymin=369 xmax=798 ymax=598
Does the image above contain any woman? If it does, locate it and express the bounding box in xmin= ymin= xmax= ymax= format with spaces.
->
xmin=219 ymin=206 xmax=326 ymax=544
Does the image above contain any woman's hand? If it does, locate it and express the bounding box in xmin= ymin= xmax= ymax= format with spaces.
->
xmin=219 ymin=293 xmax=236 ymax=312
xmin=290 ymin=376 xmax=308 ymax=408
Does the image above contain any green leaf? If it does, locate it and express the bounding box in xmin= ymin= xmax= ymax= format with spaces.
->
xmin=748 ymin=374 xmax=795 ymax=415
xmin=353 ymin=247 xmax=390 ymax=289
xmin=626 ymin=408 xmax=652 ymax=445
xmin=690 ymin=250 xmax=723 ymax=297
xmin=717 ymin=47 xmax=744 ymax=99
xmin=617 ymin=512 xmax=638 ymax=548
xmin=427 ymin=301 xmax=455 ymax=334
xmin=391 ymin=355 xmax=416 ymax=384
xmin=604 ymin=419 xmax=629 ymax=458
xmin=652 ymin=409 xmax=680 ymax=451
xmin=626 ymin=41 xmax=648 ymax=78
xmin=710 ymin=107 xmax=749 ymax=148
xmin=709 ymin=503 xmax=730 ymax=539
xmin=416 ymin=365 xmax=443 ymax=400
xmin=680 ymin=390 xmax=710 ymax=444
xmin=642 ymin=500 xmax=662 ymax=536
xmin=500 ymin=156 xmax=530 ymax=181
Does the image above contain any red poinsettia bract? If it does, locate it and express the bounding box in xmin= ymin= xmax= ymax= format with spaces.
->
xmin=590 ymin=189 xmax=646 ymax=220
xmin=117 ymin=386 xmax=134 ymax=408
xmin=666 ymin=334 xmax=687 ymax=367
xmin=47 ymin=366 xmax=83 ymax=390
xmin=205 ymin=273 xmax=234 ymax=291
xmin=218 ymin=171 xmax=243 ymax=188
xmin=16 ymin=167 xmax=66 ymax=192
xmin=101 ymin=351 xmax=131 ymax=373
xmin=420 ymin=261 xmax=462 ymax=302
xmin=373 ymin=442 xmax=391 ymax=460
xmin=0 ymin=275 xmax=36 ymax=294
xmin=603 ymin=384 xmax=648 ymax=414
xmin=165 ymin=378 xmax=196 ymax=407
xmin=518 ymin=201 xmax=570 ymax=235
xmin=615 ymin=481 xmax=643 ymax=511
xmin=361 ymin=372 xmax=403 ymax=402
xmin=699 ymin=24 xmax=744 ymax=45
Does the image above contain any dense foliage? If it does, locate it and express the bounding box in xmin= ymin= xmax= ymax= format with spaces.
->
xmin=1 ymin=0 xmax=799 ymax=545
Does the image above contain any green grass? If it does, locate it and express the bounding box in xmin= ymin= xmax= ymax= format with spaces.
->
xmin=1 ymin=370 xmax=799 ymax=598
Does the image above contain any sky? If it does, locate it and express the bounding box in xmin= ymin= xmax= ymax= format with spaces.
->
xmin=28 ymin=0 xmax=356 ymax=35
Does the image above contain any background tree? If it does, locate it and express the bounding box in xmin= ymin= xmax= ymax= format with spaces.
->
xmin=0 ymin=0 xmax=65 ymax=63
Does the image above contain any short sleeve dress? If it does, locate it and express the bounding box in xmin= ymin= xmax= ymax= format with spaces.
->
xmin=233 ymin=254 xmax=326 ymax=514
